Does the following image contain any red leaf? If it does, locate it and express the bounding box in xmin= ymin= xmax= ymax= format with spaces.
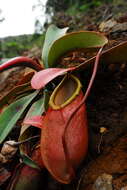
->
xmin=31 ymin=67 xmax=75 ymax=89
xmin=0 ymin=57 xmax=43 ymax=72
xmin=17 ymin=72 xmax=35 ymax=85
xmin=23 ymin=115 xmax=44 ymax=129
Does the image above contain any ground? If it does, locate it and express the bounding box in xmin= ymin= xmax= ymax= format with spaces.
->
xmin=1 ymin=2 xmax=127 ymax=189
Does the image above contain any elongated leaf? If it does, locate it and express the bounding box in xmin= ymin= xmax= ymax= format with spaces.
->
xmin=47 ymin=31 xmax=108 ymax=67
xmin=0 ymin=91 xmax=39 ymax=144
xmin=77 ymin=41 xmax=127 ymax=70
xmin=20 ymin=96 xmax=45 ymax=136
xmin=23 ymin=116 xmax=44 ymax=128
xmin=19 ymin=94 xmax=49 ymax=169
xmin=0 ymin=72 xmax=35 ymax=109
xmin=24 ymin=96 xmax=45 ymax=118
xmin=31 ymin=67 xmax=75 ymax=89
xmin=0 ymin=57 xmax=42 ymax=73
xmin=42 ymin=25 xmax=68 ymax=68
xmin=17 ymin=72 xmax=35 ymax=85
xmin=42 ymin=89 xmax=50 ymax=111
xmin=19 ymin=90 xmax=49 ymax=149
xmin=20 ymin=145 xmax=44 ymax=170
xmin=0 ymin=82 xmax=32 ymax=109
xmin=21 ymin=154 xmax=41 ymax=170
xmin=19 ymin=95 xmax=46 ymax=156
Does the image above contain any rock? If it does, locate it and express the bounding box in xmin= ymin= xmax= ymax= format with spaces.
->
xmin=99 ymin=18 xmax=127 ymax=34
xmin=111 ymin=22 xmax=127 ymax=33
xmin=121 ymin=187 xmax=127 ymax=190
xmin=0 ymin=141 xmax=18 ymax=164
xmin=93 ymin=173 xmax=113 ymax=190
xmin=79 ymin=136 xmax=127 ymax=190
xmin=99 ymin=19 xmax=117 ymax=33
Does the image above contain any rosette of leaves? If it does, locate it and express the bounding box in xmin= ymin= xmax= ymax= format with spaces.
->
xmin=0 ymin=24 xmax=127 ymax=189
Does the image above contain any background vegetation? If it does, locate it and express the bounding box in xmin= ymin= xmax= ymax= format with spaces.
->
xmin=0 ymin=34 xmax=44 ymax=59
xmin=0 ymin=0 xmax=126 ymax=60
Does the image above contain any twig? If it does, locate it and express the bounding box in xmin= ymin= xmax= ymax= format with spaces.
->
xmin=6 ymin=135 xmax=40 ymax=147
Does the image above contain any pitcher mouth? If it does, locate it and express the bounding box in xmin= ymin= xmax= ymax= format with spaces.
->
xmin=49 ymin=74 xmax=82 ymax=110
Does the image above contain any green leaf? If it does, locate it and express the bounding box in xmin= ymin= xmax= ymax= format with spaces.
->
xmin=43 ymin=89 xmax=50 ymax=112
xmin=21 ymin=154 xmax=41 ymax=170
xmin=19 ymin=90 xmax=49 ymax=153
xmin=42 ymin=24 xmax=68 ymax=68
xmin=47 ymin=31 xmax=108 ymax=67
xmin=18 ymin=92 xmax=49 ymax=168
xmin=23 ymin=96 xmax=45 ymax=120
xmin=0 ymin=91 xmax=39 ymax=144
xmin=19 ymin=91 xmax=49 ymax=136
xmin=19 ymin=94 xmax=48 ymax=155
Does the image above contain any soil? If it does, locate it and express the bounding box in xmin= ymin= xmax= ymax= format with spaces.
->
xmin=1 ymin=44 xmax=127 ymax=190
xmin=1 ymin=3 xmax=127 ymax=189
xmin=79 ymin=59 xmax=127 ymax=190
xmin=0 ymin=67 xmax=25 ymax=97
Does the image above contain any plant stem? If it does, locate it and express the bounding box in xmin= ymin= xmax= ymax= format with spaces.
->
xmin=63 ymin=47 xmax=103 ymax=138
